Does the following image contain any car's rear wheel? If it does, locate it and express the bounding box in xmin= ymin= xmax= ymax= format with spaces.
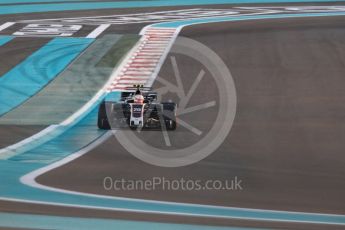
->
xmin=162 ymin=103 xmax=177 ymax=131
xmin=98 ymin=102 xmax=111 ymax=130
xmin=165 ymin=118 xmax=177 ymax=130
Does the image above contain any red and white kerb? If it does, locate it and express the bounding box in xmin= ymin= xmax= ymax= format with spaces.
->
xmin=107 ymin=27 xmax=178 ymax=92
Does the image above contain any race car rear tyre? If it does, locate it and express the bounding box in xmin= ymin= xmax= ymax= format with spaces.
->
xmin=98 ymin=102 xmax=111 ymax=130
xmin=165 ymin=119 xmax=177 ymax=130
xmin=162 ymin=102 xmax=177 ymax=130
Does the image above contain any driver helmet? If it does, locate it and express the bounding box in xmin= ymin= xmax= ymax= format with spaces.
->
xmin=134 ymin=94 xmax=144 ymax=104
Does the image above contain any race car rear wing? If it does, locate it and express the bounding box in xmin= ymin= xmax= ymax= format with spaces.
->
xmin=124 ymin=84 xmax=152 ymax=92
xmin=121 ymin=91 xmax=157 ymax=102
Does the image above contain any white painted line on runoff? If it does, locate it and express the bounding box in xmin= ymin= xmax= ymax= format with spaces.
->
xmin=86 ymin=24 xmax=110 ymax=38
xmin=0 ymin=22 xmax=15 ymax=31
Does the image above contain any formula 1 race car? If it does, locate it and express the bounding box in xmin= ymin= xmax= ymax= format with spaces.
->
xmin=98 ymin=85 xmax=177 ymax=130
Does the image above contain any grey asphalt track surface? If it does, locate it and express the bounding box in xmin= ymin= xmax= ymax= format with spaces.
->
xmin=1 ymin=2 xmax=345 ymax=36
xmin=0 ymin=125 xmax=45 ymax=148
xmin=34 ymin=16 xmax=345 ymax=228
xmin=1 ymin=3 xmax=345 ymax=229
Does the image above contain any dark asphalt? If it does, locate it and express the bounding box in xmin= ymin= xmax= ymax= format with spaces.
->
xmin=1 ymin=2 xmax=345 ymax=35
xmin=0 ymin=37 xmax=50 ymax=76
xmin=33 ymin=15 xmax=345 ymax=228
xmin=0 ymin=125 xmax=45 ymax=148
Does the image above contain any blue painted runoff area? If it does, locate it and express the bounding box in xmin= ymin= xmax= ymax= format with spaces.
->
xmin=105 ymin=91 xmax=122 ymax=102
xmin=0 ymin=36 xmax=12 ymax=46
xmin=0 ymin=212 xmax=265 ymax=230
xmin=0 ymin=37 xmax=93 ymax=116
xmin=0 ymin=0 xmax=345 ymax=15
